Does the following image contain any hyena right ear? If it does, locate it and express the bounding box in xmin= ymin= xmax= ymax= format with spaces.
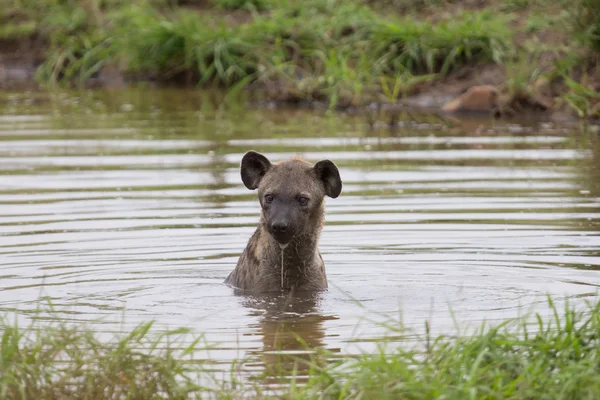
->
xmin=241 ymin=151 xmax=272 ymax=190
xmin=314 ymin=159 xmax=342 ymax=198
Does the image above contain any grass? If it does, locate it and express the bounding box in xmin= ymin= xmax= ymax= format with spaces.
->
xmin=501 ymin=0 xmax=531 ymax=11
xmin=1 ymin=297 xmax=600 ymax=399
xmin=562 ymin=74 xmax=600 ymax=118
xmin=0 ymin=316 xmax=207 ymax=399
xmin=1 ymin=0 xmax=513 ymax=107
xmin=109 ymin=0 xmax=511 ymax=107
xmin=371 ymin=10 xmax=513 ymax=75
xmin=1 ymin=0 xmax=598 ymax=116
xmin=0 ymin=21 xmax=37 ymax=39
xmin=114 ymin=7 xmax=260 ymax=86
xmin=299 ymin=297 xmax=600 ymax=399
xmin=213 ymin=0 xmax=271 ymax=11
xmin=571 ymin=0 xmax=600 ymax=54
xmin=499 ymin=50 xmax=550 ymax=114
xmin=363 ymin=0 xmax=444 ymax=13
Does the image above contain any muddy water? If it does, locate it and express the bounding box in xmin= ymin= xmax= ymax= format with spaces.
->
xmin=1 ymin=89 xmax=599 ymax=378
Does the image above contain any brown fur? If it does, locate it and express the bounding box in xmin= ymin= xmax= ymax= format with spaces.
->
xmin=224 ymin=151 xmax=342 ymax=293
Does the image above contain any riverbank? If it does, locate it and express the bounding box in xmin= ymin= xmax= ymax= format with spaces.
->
xmin=1 ymin=297 xmax=599 ymax=399
xmin=1 ymin=0 xmax=599 ymax=120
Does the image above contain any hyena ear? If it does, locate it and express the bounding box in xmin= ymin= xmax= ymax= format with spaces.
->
xmin=241 ymin=151 xmax=272 ymax=190
xmin=314 ymin=160 xmax=342 ymax=198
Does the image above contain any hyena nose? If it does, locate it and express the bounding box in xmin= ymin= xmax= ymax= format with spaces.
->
xmin=271 ymin=220 xmax=289 ymax=233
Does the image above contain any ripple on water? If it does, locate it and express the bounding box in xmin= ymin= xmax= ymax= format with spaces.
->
xmin=0 ymin=91 xmax=599 ymax=379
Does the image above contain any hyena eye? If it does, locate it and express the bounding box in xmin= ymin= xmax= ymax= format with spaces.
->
xmin=298 ymin=196 xmax=309 ymax=206
xmin=264 ymin=194 xmax=274 ymax=203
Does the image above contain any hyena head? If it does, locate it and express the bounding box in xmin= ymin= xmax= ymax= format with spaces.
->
xmin=240 ymin=151 xmax=342 ymax=246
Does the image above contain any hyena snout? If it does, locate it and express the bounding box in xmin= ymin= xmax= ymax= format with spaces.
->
xmin=267 ymin=211 xmax=295 ymax=244
xmin=270 ymin=219 xmax=289 ymax=233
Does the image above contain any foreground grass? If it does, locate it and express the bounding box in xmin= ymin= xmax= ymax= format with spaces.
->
xmin=0 ymin=318 xmax=209 ymax=399
xmin=2 ymin=297 xmax=600 ymax=399
xmin=301 ymin=298 xmax=600 ymax=399
xmin=1 ymin=0 xmax=599 ymax=116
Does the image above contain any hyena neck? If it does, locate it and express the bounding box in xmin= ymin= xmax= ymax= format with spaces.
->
xmin=265 ymin=232 xmax=321 ymax=290
xmin=269 ymin=230 xmax=321 ymax=265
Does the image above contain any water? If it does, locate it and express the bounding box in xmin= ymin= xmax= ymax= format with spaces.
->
xmin=1 ymin=89 xmax=599 ymax=380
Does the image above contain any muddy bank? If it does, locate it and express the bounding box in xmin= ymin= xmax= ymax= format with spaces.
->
xmin=0 ymin=43 xmax=127 ymax=91
xmin=0 ymin=37 xmax=40 ymax=90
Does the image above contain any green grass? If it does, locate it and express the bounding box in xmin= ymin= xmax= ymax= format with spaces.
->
xmin=108 ymin=0 xmax=512 ymax=107
xmin=114 ymin=7 xmax=260 ymax=86
xmin=571 ymin=0 xmax=600 ymax=54
xmin=500 ymin=50 xmax=547 ymax=113
xmin=562 ymin=74 xmax=600 ymax=118
xmin=0 ymin=317 xmax=209 ymax=399
xmin=501 ymin=0 xmax=531 ymax=11
xmin=525 ymin=13 xmax=554 ymax=33
xmin=1 ymin=0 xmax=513 ymax=107
xmin=213 ymin=0 xmax=271 ymax=11
xmin=2 ymin=0 xmax=598 ymax=115
xmin=298 ymin=298 xmax=600 ymax=399
xmin=361 ymin=0 xmax=444 ymax=13
xmin=371 ymin=10 xmax=513 ymax=75
xmin=0 ymin=21 xmax=37 ymax=39
xmin=2 ymin=297 xmax=600 ymax=399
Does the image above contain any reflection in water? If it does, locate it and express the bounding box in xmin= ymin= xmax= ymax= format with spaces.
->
xmin=237 ymin=290 xmax=339 ymax=385
xmin=581 ymin=131 xmax=600 ymax=199
xmin=0 ymin=89 xmax=599 ymax=382
xmin=574 ymin=131 xmax=600 ymax=261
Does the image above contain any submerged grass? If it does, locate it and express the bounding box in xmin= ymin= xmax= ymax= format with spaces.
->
xmin=2 ymin=297 xmax=600 ymax=399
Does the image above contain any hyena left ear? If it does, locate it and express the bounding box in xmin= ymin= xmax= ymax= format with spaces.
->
xmin=314 ymin=160 xmax=342 ymax=198
xmin=241 ymin=151 xmax=272 ymax=190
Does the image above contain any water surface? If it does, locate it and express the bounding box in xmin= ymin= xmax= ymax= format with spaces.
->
xmin=1 ymin=89 xmax=599 ymax=380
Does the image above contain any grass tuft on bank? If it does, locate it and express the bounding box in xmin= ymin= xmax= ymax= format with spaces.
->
xmin=2 ymin=297 xmax=600 ymax=399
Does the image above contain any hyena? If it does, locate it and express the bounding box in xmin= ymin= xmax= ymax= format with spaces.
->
xmin=224 ymin=151 xmax=342 ymax=292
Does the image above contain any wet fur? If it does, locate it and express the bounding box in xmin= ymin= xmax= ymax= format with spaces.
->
xmin=224 ymin=152 xmax=341 ymax=293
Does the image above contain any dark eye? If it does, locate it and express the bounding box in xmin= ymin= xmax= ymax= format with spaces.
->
xmin=298 ymin=196 xmax=309 ymax=206
xmin=264 ymin=194 xmax=274 ymax=204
